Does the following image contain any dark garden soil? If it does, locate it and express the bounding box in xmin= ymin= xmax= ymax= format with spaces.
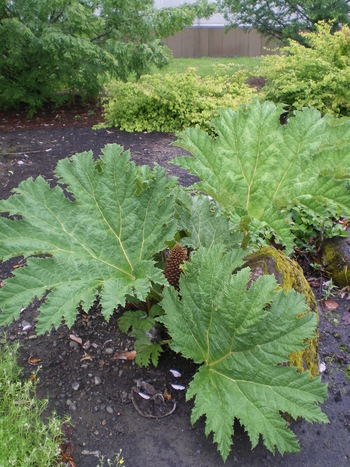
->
xmin=0 ymin=107 xmax=350 ymax=467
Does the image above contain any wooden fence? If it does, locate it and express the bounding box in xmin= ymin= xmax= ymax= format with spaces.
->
xmin=161 ymin=27 xmax=277 ymax=58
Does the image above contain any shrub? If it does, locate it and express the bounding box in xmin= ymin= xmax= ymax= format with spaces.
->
xmin=0 ymin=0 xmax=215 ymax=115
xmin=0 ymin=141 xmax=328 ymax=460
xmin=101 ymin=66 xmax=257 ymax=133
xmin=259 ymin=22 xmax=350 ymax=116
xmin=172 ymin=100 xmax=350 ymax=253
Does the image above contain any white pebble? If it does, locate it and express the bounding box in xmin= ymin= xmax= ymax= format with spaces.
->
xmin=171 ymin=384 xmax=186 ymax=391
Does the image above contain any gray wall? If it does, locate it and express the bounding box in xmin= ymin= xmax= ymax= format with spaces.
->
xmin=161 ymin=27 xmax=277 ymax=58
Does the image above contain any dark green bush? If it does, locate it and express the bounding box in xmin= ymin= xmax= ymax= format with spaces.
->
xmin=0 ymin=0 xmax=215 ymax=115
xmin=0 ymin=2 xmax=114 ymax=114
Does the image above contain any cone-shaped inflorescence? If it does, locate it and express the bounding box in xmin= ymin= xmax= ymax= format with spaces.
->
xmin=164 ymin=243 xmax=188 ymax=291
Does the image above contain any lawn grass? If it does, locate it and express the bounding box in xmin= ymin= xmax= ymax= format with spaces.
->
xmin=151 ymin=56 xmax=262 ymax=77
xmin=0 ymin=340 xmax=64 ymax=467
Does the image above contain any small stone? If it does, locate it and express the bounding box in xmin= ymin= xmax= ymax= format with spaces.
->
xmin=94 ymin=376 xmax=101 ymax=385
xmin=105 ymin=348 xmax=114 ymax=355
xmin=21 ymin=320 xmax=31 ymax=330
xmin=72 ymin=382 xmax=80 ymax=391
xmin=100 ymin=404 xmax=106 ymax=412
xmin=0 ymin=338 xmax=6 ymax=344
xmin=118 ymin=370 xmax=123 ymax=377
xmin=102 ymin=419 xmax=106 ymax=426
xmin=28 ymin=335 xmax=37 ymax=340
xmin=81 ymin=364 xmax=89 ymax=369
xmin=69 ymin=341 xmax=79 ymax=349
xmin=106 ymin=406 xmax=114 ymax=414
xmin=94 ymin=430 xmax=99 ymax=435
xmin=66 ymin=399 xmax=72 ymax=406
xmin=9 ymin=336 xmax=16 ymax=341
xmin=69 ymin=404 xmax=77 ymax=412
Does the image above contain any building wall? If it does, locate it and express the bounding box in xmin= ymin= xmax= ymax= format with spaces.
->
xmin=161 ymin=27 xmax=277 ymax=58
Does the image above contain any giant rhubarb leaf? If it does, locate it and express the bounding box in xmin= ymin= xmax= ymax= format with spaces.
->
xmin=171 ymin=100 xmax=350 ymax=252
xmin=0 ymin=144 xmax=177 ymax=333
xmin=175 ymin=189 xmax=243 ymax=250
xmin=159 ymin=245 xmax=328 ymax=460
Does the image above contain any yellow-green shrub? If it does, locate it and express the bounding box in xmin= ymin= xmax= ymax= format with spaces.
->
xmin=260 ymin=22 xmax=350 ymax=116
xmin=101 ymin=66 xmax=257 ymax=133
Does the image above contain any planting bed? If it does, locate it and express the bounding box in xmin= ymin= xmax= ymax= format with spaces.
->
xmin=0 ymin=108 xmax=350 ymax=467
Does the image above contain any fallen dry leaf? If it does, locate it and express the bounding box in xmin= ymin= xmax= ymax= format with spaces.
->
xmin=69 ymin=334 xmax=82 ymax=345
xmin=342 ymin=314 xmax=350 ymax=326
xmin=112 ymin=350 xmax=136 ymax=361
xmin=164 ymin=389 xmax=172 ymax=401
xmin=28 ymin=357 xmax=41 ymax=365
xmin=59 ymin=422 xmax=75 ymax=467
xmin=307 ymin=280 xmax=320 ymax=288
xmin=322 ymin=299 xmax=339 ymax=311
xmin=80 ymin=352 xmax=92 ymax=362
xmin=82 ymin=340 xmax=90 ymax=350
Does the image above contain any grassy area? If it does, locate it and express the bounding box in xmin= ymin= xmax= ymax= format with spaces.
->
xmin=0 ymin=340 xmax=64 ymax=467
xmin=152 ymin=56 xmax=262 ymax=77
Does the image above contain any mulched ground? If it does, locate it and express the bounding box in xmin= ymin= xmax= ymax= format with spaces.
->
xmin=0 ymin=105 xmax=350 ymax=467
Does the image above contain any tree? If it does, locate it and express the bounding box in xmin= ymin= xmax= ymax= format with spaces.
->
xmin=0 ymin=0 xmax=215 ymax=113
xmin=217 ymin=1 xmax=350 ymax=44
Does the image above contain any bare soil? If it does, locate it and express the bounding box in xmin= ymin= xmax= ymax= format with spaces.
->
xmin=0 ymin=107 xmax=350 ymax=467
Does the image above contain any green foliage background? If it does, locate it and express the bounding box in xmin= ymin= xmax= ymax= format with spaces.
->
xmin=260 ymin=22 xmax=350 ymax=117
xmin=217 ymin=0 xmax=350 ymax=44
xmin=0 ymin=0 xmax=215 ymax=114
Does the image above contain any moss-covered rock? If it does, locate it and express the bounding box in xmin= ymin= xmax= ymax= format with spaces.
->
xmin=321 ymin=230 xmax=350 ymax=287
xmin=242 ymin=246 xmax=319 ymax=378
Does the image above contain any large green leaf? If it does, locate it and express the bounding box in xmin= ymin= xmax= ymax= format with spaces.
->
xmin=159 ymin=245 xmax=328 ymax=460
xmin=0 ymin=144 xmax=177 ymax=333
xmin=175 ymin=189 xmax=243 ymax=250
xmin=171 ymin=100 xmax=350 ymax=252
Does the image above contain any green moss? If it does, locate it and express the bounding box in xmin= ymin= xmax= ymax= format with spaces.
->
xmin=322 ymin=242 xmax=350 ymax=288
xmin=243 ymin=246 xmax=319 ymax=378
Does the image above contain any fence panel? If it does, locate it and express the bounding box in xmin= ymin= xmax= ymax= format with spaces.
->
xmin=161 ymin=27 xmax=277 ymax=57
